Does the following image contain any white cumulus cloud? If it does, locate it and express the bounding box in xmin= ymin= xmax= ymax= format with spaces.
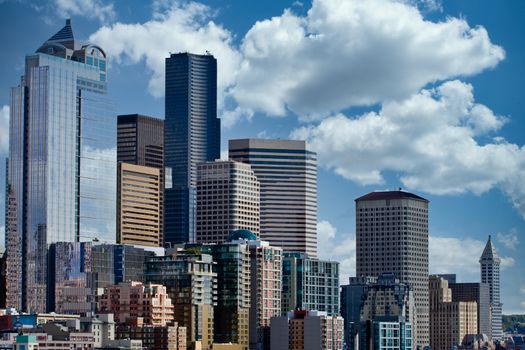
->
xmin=54 ymin=0 xmax=116 ymax=24
xmin=292 ymin=80 xmax=525 ymax=218
xmin=232 ymin=0 xmax=504 ymax=120
xmin=88 ymin=0 xmax=504 ymax=126
xmin=89 ymin=1 xmax=241 ymax=109
xmin=0 ymin=105 xmax=9 ymax=154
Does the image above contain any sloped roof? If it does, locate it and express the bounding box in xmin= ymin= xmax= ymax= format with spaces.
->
xmin=479 ymin=235 xmax=500 ymax=262
xmin=47 ymin=19 xmax=74 ymax=43
xmin=355 ymin=190 xmax=428 ymax=202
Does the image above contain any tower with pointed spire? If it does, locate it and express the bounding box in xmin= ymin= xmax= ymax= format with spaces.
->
xmin=6 ymin=19 xmax=116 ymax=312
xmin=479 ymin=235 xmax=503 ymax=340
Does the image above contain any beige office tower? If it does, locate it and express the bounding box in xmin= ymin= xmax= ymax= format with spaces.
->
xmin=355 ymin=190 xmax=429 ymax=348
xmin=429 ymin=276 xmax=478 ymax=350
xmin=117 ymin=163 xmax=161 ymax=246
xmin=196 ymin=160 xmax=260 ymax=243
xmin=229 ymin=139 xmax=317 ymax=257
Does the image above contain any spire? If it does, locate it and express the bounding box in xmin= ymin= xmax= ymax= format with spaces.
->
xmin=479 ymin=235 xmax=500 ymax=263
xmin=47 ymin=19 xmax=74 ymax=43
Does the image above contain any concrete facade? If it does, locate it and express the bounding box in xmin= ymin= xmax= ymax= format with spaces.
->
xmin=196 ymin=160 xmax=260 ymax=244
xmin=356 ymin=190 xmax=429 ymax=348
xmin=117 ymin=163 xmax=161 ymax=247
xmin=429 ymin=276 xmax=478 ymax=350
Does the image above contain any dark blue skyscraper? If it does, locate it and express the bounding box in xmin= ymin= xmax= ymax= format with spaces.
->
xmin=164 ymin=53 xmax=220 ymax=244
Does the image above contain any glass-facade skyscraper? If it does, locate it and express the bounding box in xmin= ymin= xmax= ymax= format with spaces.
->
xmin=164 ymin=52 xmax=220 ymax=244
xmin=6 ymin=20 xmax=116 ymax=312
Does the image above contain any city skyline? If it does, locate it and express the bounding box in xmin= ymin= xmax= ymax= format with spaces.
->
xmin=0 ymin=0 xmax=524 ymax=314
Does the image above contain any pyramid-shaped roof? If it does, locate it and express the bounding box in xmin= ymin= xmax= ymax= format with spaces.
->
xmin=479 ymin=235 xmax=500 ymax=263
xmin=47 ymin=19 xmax=74 ymax=43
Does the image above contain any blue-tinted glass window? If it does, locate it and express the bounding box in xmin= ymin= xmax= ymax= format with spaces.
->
xmin=86 ymin=56 xmax=93 ymax=65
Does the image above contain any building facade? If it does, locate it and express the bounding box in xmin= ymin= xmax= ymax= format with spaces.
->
xmin=359 ymin=274 xmax=416 ymax=350
xmin=79 ymin=314 xmax=115 ymax=348
xmin=282 ymin=252 xmax=339 ymax=316
xmin=270 ymin=310 xmax=344 ymax=350
xmin=208 ymin=241 xmax=251 ymax=350
xmin=117 ymin=114 xmax=164 ymax=243
xmin=6 ymin=20 xmax=116 ymax=312
xmin=450 ymin=281 xmax=491 ymax=338
xmin=229 ymin=139 xmax=318 ymax=257
xmin=355 ymin=190 xmax=429 ymax=347
xmin=164 ymin=52 xmax=220 ymax=244
xmin=116 ymin=320 xmax=186 ymax=350
xmin=370 ymin=318 xmax=413 ymax=350
xmin=479 ymin=235 xmax=503 ymax=341
xmin=429 ymin=276 xmax=478 ymax=350
xmin=145 ymin=250 xmax=217 ymax=350
xmin=340 ymin=276 xmax=378 ymax=349
xmin=98 ymin=281 xmax=175 ymax=326
xmin=47 ymin=242 xmax=94 ymax=314
xmin=196 ymin=161 xmax=260 ymax=244
xmin=246 ymin=239 xmax=282 ymax=350
xmin=117 ymin=163 xmax=161 ymax=247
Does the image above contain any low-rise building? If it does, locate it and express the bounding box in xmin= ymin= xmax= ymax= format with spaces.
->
xmin=115 ymin=319 xmax=186 ymax=350
xmin=79 ymin=314 xmax=115 ymax=347
xmin=270 ymin=310 xmax=344 ymax=350
xmin=98 ymin=282 xmax=174 ymax=325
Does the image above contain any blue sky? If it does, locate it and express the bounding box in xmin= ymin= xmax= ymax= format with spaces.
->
xmin=0 ymin=0 xmax=524 ymax=313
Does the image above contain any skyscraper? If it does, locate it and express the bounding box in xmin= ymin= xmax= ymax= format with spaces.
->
xmin=479 ymin=235 xmax=503 ymax=340
xmin=117 ymin=114 xmax=164 ymax=169
xmin=117 ymin=163 xmax=161 ymax=247
xmin=229 ymin=139 xmax=317 ymax=257
xmin=196 ymin=160 xmax=260 ymax=244
xmin=117 ymin=114 xmax=164 ymax=243
xmin=164 ymin=53 xmax=220 ymax=244
xmin=7 ymin=19 xmax=116 ymax=312
xmin=355 ymin=190 xmax=429 ymax=348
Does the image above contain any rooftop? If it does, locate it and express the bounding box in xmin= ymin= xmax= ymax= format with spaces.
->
xmin=355 ymin=190 xmax=428 ymax=202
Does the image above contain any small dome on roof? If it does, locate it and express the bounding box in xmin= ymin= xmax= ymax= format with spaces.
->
xmin=228 ymin=229 xmax=257 ymax=242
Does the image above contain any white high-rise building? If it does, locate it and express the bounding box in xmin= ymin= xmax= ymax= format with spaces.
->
xmin=196 ymin=160 xmax=260 ymax=243
xmin=479 ymin=235 xmax=503 ymax=340
xmin=355 ymin=190 xmax=429 ymax=348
